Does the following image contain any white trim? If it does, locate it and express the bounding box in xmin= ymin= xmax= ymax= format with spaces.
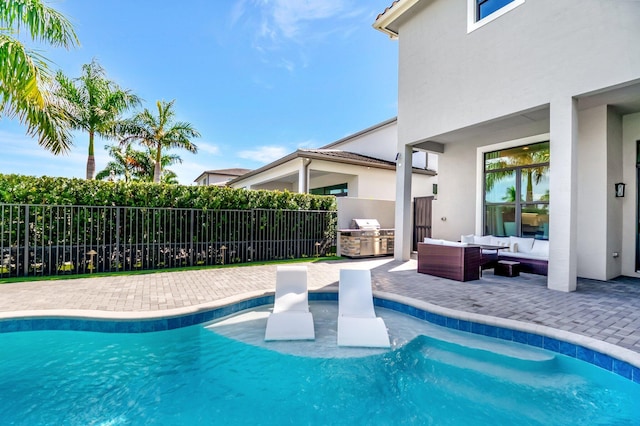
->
xmin=467 ymin=0 xmax=525 ymax=33
xmin=372 ymin=0 xmax=420 ymax=39
xmin=475 ymin=133 xmax=550 ymax=234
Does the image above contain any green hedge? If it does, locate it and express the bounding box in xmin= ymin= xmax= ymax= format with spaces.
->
xmin=0 ymin=174 xmax=336 ymax=211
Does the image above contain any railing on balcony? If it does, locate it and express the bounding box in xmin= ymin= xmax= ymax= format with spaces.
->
xmin=0 ymin=204 xmax=337 ymax=278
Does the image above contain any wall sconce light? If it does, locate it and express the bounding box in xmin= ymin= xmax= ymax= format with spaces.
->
xmin=614 ymin=182 xmax=625 ymax=198
xmin=432 ymin=183 xmax=438 ymax=195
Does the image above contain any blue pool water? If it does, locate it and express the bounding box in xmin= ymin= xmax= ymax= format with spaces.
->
xmin=1 ymin=303 xmax=639 ymax=425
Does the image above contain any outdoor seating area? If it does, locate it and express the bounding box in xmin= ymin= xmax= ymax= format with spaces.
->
xmin=418 ymin=235 xmax=549 ymax=281
xmin=460 ymin=234 xmax=549 ymax=276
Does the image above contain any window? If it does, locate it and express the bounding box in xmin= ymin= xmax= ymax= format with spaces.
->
xmin=477 ymin=0 xmax=515 ymax=20
xmin=310 ymin=183 xmax=348 ymax=197
xmin=467 ymin=0 xmax=524 ymax=32
xmin=483 ymin=141 xmax=549 ymax=239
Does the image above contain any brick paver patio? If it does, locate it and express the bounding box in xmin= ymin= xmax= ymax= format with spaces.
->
xmin=1 ymin=257 xmax=639 ymax=355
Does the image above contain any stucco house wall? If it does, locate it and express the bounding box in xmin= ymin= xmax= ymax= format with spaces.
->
xmin=396 ymin=0 xmax=639 ymax=144
xmin=377 ymin=0 xmax=640 ymax=290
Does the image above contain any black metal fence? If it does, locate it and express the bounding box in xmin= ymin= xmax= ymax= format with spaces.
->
xmin=0 ymin=204 xmax=337 ymax=278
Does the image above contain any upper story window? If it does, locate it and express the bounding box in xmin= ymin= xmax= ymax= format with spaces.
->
xmin=477 ymin=0 xmax=514 ymax=20
xmin=467 ymin=0 xmax=524 ymax=33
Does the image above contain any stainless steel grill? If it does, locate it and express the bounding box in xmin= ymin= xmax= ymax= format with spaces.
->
xmin=339 ymin=218 xmax=394 ymax=258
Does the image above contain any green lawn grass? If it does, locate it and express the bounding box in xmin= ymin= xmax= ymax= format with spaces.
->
xmin=0 ymin=256 xmax=343 ymax=284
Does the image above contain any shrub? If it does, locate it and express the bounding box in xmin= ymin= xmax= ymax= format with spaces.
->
xmin=0 ymin=174 xmax=336 ymax=211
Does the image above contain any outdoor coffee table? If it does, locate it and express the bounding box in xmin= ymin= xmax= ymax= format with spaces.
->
xmin=471 ymin=244 xmax=509 ymax=276
xmin=495 ymin=260 xmax=521 ymax=277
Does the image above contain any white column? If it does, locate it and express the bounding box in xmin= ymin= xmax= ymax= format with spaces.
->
xmin=548 ymin=97 xmax=578 ymax=292
xmin=394 ymin=144 xmax=413 ymax=261
xmin=298 ymin=161 xmax=306 ymax=193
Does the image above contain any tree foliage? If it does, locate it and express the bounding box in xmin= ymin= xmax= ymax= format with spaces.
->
xmin=96 ymin=143 xmax=182 ymax=183
xmin=118 ymin=100 xmax=199 ymax=183
xmin=55 ymin=59 xmax=140 ymax=179
xmin=0 ymin=0 xmax=79 ymax=154
xmin=0 ymin=174 xmax=337 ymax=211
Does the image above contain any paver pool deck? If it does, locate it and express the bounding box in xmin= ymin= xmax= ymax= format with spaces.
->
xmin=1 ymin=257 xmax=640 ymax=360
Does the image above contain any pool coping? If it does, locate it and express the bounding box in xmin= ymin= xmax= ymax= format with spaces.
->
xmin=1 ymin=288 xmax=639 ymax=383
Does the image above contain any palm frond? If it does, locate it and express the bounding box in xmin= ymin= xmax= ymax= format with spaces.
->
xmin=0 ymin=34 xmax=49 ymax=108
xmin=0 ymin=0 xmax=79 ymax=48
xmin=10 ymin=90 xmax=74 ymax=154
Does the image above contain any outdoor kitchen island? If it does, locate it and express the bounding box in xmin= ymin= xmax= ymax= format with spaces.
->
xmin=338 ymin=219 xmax=394 ymax=258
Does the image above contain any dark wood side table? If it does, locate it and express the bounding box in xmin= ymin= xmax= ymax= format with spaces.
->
xmin=495 ymin=260 xmax=520 ymax=277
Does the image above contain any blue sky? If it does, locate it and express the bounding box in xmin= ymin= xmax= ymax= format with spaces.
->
xmin=1 ymin=0 xmax=398 ymax=184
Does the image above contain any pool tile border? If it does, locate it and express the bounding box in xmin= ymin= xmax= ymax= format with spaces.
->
xmin=1 ymin=291 xmax=638 ymax=384
xmin=373 ymin=294 xmax=640 ymax=384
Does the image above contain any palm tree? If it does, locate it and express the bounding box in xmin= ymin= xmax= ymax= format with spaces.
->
xmin=120 ymin=100 xmax=199 ymax=183
xmin=0 ymin=0 xmax=79 ymax=154
xmin=97 ymin=143 xmax=183 ymax=183
xmin=134 ymin=149 xmax=183 ymax=183
xmin=55 ymin=59 xmax=140 ymax=179
xmin=96 ymin=144 xmax=145 ymax=182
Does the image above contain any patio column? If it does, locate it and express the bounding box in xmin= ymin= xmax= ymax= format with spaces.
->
xmin=298 ymin=161 xmax=306 ymax=193
xmin=548 ymin=97 xmax=578 ymax=292
xmin=394 ymin=144 xmax=413 ymax=261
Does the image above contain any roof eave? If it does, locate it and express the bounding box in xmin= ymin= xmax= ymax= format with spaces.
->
xmin=227 ymin=151 xmax=301 ymax=186
xmin=372 ymin=0 xmax=421 ymax=39
xmin=320 ymin=117 xmax=397 ymax=150
xmin=227 ymin=150 xmax=437 ymax=187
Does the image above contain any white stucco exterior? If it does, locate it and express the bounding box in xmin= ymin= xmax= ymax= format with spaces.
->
xmin=228 ymin=118 xmax=437 ymax=201
xmin=375 ymin=0 xmax=640 ymax=291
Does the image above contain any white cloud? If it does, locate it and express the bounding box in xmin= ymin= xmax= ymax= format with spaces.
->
xmin=236 ymin=0 xmax=364 ymax=44
xmin=230 ymin=0 xmax=248 ymax=26
xmin=196 ymin=141 xmax=221 ymax=155
xmin=269 ymin=0 xmax=348 ymax=39
xmin=230 ymin=0 xmax=367 ymax=80
xmin=237 ymin=146 xmax=290 ymax=163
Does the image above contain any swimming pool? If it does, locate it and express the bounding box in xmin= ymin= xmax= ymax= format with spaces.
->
xmin=1 ymin=297 xmax=639 ymax=425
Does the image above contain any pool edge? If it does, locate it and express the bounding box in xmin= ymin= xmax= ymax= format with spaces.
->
xmin=1 ymin=288 xmax=639 ymax=383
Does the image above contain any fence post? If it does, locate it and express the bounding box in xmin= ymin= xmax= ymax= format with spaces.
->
xmin=248 ymin=209 xmax=257 ymax=262
xmin=115 ymin=207 xmax=120 ymax=271
xmin=189 ymin=209 xmax=194 ymax=266
xmin=23 ymin=205 xmax=29 ymax=277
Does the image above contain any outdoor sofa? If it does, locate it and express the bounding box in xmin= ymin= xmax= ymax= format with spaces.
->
xmin=417 ymin=240 xmax=481 ymax=282
xmin=460 ymin=234 xmax=549 ymax=276
xmin=418 ymin=235 xmax=549 ymax=280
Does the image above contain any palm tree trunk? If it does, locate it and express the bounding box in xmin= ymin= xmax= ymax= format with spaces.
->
xmin=153 ymin=146 xmax=162 ymax=183
xmin=86 ymin=131 xmax=95 ymax=179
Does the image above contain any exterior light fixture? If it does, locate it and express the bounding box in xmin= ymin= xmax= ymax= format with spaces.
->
xmin=614 ymin=183 xmax=625 ymax=198
xmin=220 ymin=245 xmax=227 ymax=265
xmin=87 ymin=250 xmax=98 ymax=273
